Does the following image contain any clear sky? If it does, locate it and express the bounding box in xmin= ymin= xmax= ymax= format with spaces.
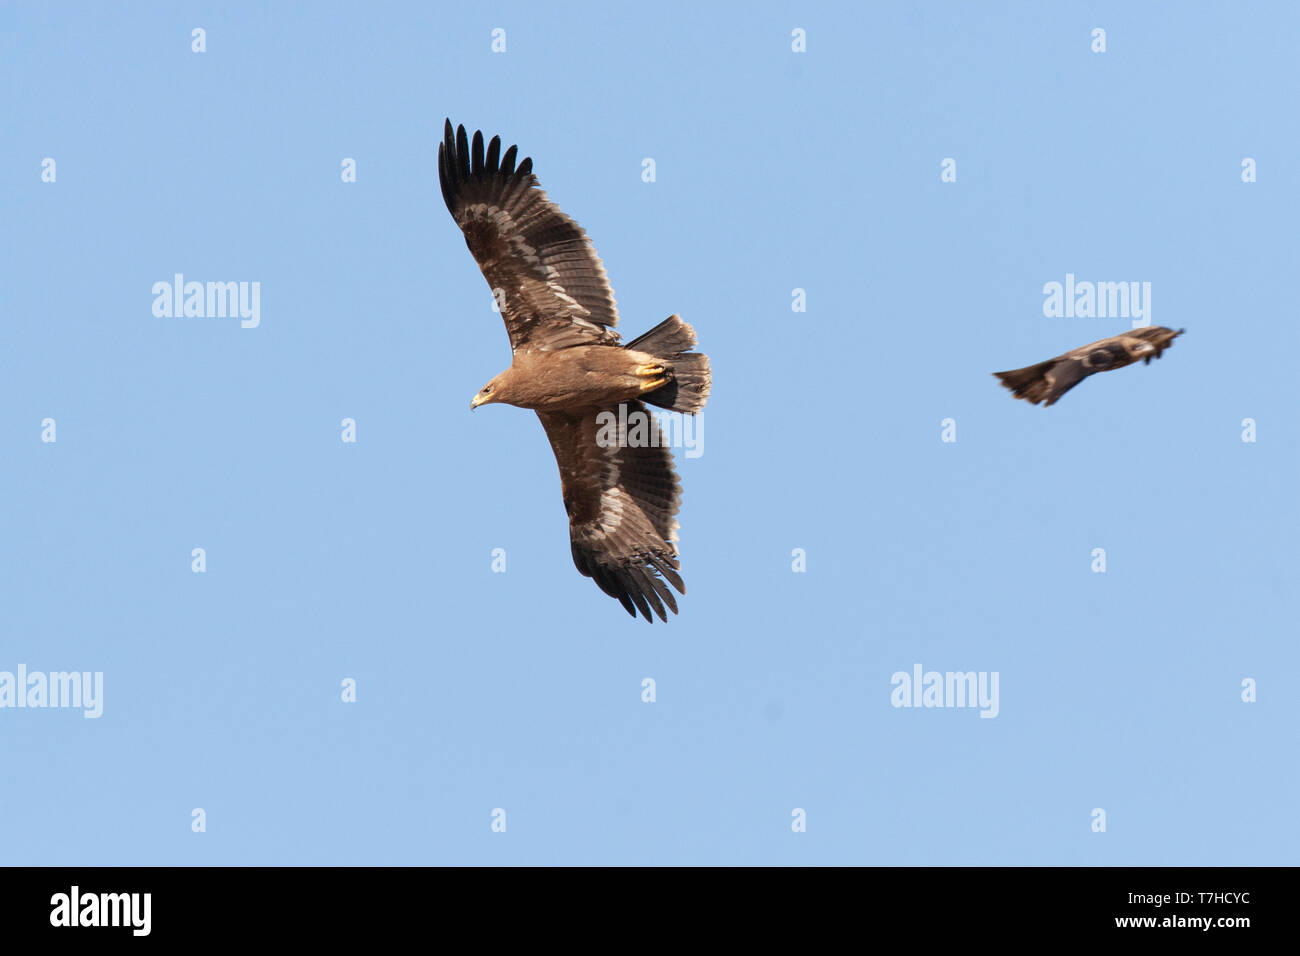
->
xmin=2 ymin=1 xmax=1295 ymax=865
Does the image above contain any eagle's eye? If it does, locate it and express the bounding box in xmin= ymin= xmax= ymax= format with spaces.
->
xmin=483 ymin=386 xmax=492 ymax=394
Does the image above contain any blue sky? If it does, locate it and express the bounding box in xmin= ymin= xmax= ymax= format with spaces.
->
xmin=2 ymin=1 xmax=1296 ymax=865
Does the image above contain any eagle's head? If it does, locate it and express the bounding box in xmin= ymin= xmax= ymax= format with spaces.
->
xmin=470 ymin=372 xmax=509 ymax=410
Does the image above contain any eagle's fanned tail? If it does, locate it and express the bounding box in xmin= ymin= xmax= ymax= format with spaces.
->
xmin=625 ymin=315 xmax=712 ymax=415
xmin=993 ymin=359 xmax=1061 ymax=405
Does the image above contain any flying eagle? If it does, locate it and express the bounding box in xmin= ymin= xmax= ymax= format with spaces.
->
xmin=994 ymin=326 xmax=1184 ymax=406
xmin=437 ymin=120 xmax=711 ymax=622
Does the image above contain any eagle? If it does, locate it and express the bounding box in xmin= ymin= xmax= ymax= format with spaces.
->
xmin=437 ymin=120 xmax=711 ymax=622
xmin=993 ymin=326 xmax=1184 ymax=406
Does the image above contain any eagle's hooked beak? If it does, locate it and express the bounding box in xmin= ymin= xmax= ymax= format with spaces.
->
xmin=470 ymin=392 xmax=485 ymax=410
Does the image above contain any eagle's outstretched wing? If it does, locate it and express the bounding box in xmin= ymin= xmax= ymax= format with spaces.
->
xmin=535 ymin=404 xmax=685 ymax=622
xmin=438 ymin=120 xmax=622 ymax=352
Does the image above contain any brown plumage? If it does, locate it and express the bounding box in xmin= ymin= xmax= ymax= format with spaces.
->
xmin=994 ymin=326 xmax=1184 ymax=406
xmin=438 ymin=120 xmax=711 ymax=622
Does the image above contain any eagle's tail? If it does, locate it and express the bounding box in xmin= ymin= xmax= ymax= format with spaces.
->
xmin=626 ymin=315 xmax=711 ymax=414
xmin=993 ymin=360 xmax=1059 ymax=405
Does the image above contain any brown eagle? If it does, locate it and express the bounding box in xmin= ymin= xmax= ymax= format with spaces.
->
xmin=437 ymin=120 xmax=711 ymax=622
xmin=994 ymin=326 xmax=1184 ymax=406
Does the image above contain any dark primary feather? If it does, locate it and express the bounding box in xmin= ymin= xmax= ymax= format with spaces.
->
xmin=438 ymin=119 xmax=620 ymax=352
xmin=536 ymin=404 xmax=685 ymax=623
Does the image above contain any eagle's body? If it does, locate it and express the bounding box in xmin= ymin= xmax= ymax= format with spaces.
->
xmin=438 ymin=120 xmax=711 ymax=622
xmin=482 ymin=345 xmax=667 ymax=412
xmin=994 ymin=326 xmax=1184 ymax=406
